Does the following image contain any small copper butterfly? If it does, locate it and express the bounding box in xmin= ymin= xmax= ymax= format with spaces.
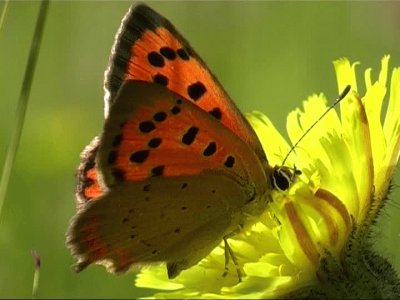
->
xmin=66 ymin=3 xmax=294 ymax=279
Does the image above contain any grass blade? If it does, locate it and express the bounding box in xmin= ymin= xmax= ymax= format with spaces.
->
xmin=0 ymin=0 xmax=50 ymax=222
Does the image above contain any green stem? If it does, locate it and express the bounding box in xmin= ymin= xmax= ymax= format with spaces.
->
xmin=0 ymin=0 xmax=10 ymax=34
xmin=0 ymin=0 xmax=50 ymax=222
xmin=31 ymin=250 xmax=41 ymax=299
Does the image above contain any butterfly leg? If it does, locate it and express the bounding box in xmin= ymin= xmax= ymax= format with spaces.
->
xmin=223 ymin=238 xmax=231 ymax=276
xmin=222 ymin=229 xmax=243 ymax=282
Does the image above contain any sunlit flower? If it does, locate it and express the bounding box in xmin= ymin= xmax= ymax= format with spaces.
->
xmin=135 ymin=56 xmax=400 ymax=298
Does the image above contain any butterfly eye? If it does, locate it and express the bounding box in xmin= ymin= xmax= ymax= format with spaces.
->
xmin=271 ymin=167 xmax=292 ymax=191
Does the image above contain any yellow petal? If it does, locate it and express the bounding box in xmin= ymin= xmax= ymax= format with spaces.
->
xmin=333 ymin=58 xmax=359 ymax=93
xmin=246 ymin=111 xmax=291 ymax=165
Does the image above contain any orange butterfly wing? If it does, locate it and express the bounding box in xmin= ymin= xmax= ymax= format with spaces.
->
xmin=98 ymin=81 xmax=267 ymax=189
xmin=104 ymin=4 xmax=266 ymax=162
xmin=76 ymin=3 xmax=268 ymax=205
xmin=75 ymin=137 xmax=102 ymax=205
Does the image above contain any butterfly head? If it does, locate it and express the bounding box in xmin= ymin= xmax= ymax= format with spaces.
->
xmin=271 ymin=165 xmax=302 ymax=192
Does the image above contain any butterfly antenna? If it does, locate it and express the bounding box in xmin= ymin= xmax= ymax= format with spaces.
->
xmin=281 ymin=84 xmax=351 ymax=166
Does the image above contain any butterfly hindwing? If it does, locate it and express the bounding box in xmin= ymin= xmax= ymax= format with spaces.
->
xmin=104 ymin=3 xmax=266 ymax=162
xmin=75 ymin=137 xmax=103 ymax=206
xmin=68 ymin=173 xmax=248 ymax=277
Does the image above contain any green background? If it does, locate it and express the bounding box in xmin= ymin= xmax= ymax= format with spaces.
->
xmin=0 ymin=1 xmax=399 ymax=298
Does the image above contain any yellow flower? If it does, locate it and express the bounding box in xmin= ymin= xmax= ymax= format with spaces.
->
xmin=135 ymin=56 xmax=400 ymax=298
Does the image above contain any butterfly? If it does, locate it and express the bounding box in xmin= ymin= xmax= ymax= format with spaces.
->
xmin=66 ymin=3 xmax=294 ymax=279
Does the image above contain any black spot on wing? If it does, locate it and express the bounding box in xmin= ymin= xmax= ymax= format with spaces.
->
xmin=209 ymin=107 xmax=222 ymax=120
xmin=130 ymin=150 xmax=149 ymax=163
xmin=151 ymin=165 xmax=164 ymax=176
xmin=182 ymin=126 xmax=199 ymax=145
xmin=148 ymin=138 xmax=162 ymax=148
xmin=224 ymin=155 xmax=235 ymax=168
xmin=177 ymin=48 xmax=189 ymax=60
xmin=153 ymin=73 xmax=169 ymax=86
xmin=139 ymin=121 xmax=155 ymax=133
xmin=171 ymin=106 xmax=181 ymax=115
xmin=147 ymin=51 xmax=165 ymax=67
xmin=153 ymin=111 xmax=167 ymax=122
xmin=187 ymin=82 xmax=206 ymax=101
xmin=160 ymin=47 xmax=176 ymax=60
xmin=203 ymin=142 xmax=217 ymax=156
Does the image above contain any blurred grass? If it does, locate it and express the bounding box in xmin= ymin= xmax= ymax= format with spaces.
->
xmin=0 ymin=1 xmax=399 ymax=298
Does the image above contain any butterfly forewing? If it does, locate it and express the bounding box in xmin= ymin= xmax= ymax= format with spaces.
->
xmin=104 ymin=4 xmax=266 ymax=162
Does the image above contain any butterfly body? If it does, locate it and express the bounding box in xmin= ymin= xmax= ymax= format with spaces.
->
xmin=67 ymin=3 xmax=282 ymax=278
